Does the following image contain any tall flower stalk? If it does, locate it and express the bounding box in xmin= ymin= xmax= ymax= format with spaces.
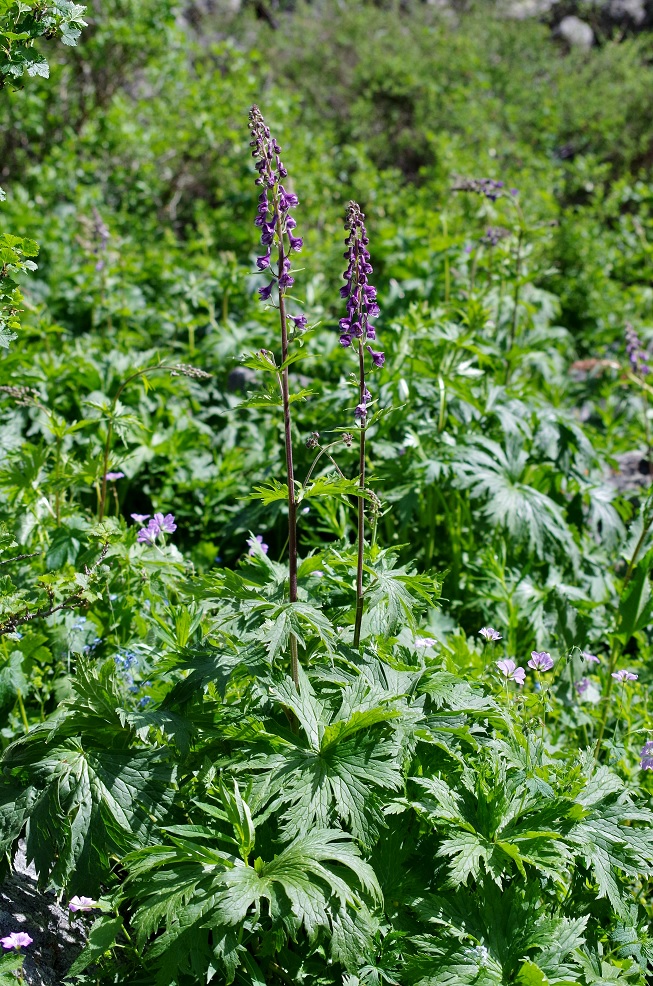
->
xmin=339 ymin=202 xmax=382 ymax=647
xmin=249 ymin=105 xmax=306 ymax=688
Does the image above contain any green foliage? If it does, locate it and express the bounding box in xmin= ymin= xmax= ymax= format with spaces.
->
xmin=1 ymin=2 xmax=653 ymax=984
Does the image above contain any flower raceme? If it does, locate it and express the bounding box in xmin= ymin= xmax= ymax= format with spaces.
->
xmin=640 ymin=741 xmax=653 ymax=770
xmin=340 ymin=200 xmax=382 ymax=423
xmin=249 ymin=105 xmax=306 ymax=328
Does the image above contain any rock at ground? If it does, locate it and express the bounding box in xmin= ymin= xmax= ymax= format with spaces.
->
xmin=503 ymin=0 xmax=558 ymax=18
xmin=608 ymin=0 xmax=647 ymax=24
xmin=605 ymin=450 xmax=653 ymax=494
xmin=555 ymin=15 xmax=595 ymax=48
xmin=0 ymin=844 xmax=87 ymax=985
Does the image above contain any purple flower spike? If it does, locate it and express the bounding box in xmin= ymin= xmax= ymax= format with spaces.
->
xmin=69 ymin=896 xmax=98 ymax=912
xmin=366 ymin=346 xmax=385 ymax=368
xmin=496 ymin=659 xmax=525 ymax=685
xmin=1 ymin=932 xmax=33 ymax=950
xmin=249 ymin=106 xmax=305 ymax=304
xmin=247 ymin=534 xmax=269 ymax=556
xmin=582 ymin=651 xmax=600 ymax=665
xmin=611 ymin=670 xmax=638 ymax=682
xmin=528 ymin=651 xmax=554 ymax=672
xmin=479 ymin=627 xmax=502 ymax=642
xmin=625 ymin=323 xmax=650 ymax=376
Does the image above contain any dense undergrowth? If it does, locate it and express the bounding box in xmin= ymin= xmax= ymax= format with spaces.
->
xmin=2 ymin=1 xmax=653 ymax=983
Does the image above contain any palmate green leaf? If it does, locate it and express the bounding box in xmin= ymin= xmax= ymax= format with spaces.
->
xmin=123 ymin=821 xmax=379 ymax=985
xmin=247 ymin=480 xmax=289 ymax=504
xmin=257 ymin=601 xmax=336 ymax=660
xmin=248 ymin=671 xmax=406 ymax=842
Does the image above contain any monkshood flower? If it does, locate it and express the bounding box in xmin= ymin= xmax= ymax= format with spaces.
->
xmin=611 ymin=669 xmax=638 ymax=682
xmin=1 ymin=932 xmax=33 ymax=949
xmin=496 ymin=659 xmax=526 ymax=685
xmin=69 ymin=896 xmax=98 ymax=912
xmin=479 ymin=627 xmax=502 ymax=641
xmin=340 ymin=200 xmax=382 ymax=423
xmin=249 ymin=105 xmax=303 ymax=309
xmin=640 ymin=740 xmax=653 ymax=770
xmin=582 ymin=651 xmax=600 ymax=665
xmin=247 ymin=534 xmax=269 ymax=555
xmin=528 ymin=651 xmax=554 ymax=672
xmin=625 ymin=323 xmax=649 ymax=376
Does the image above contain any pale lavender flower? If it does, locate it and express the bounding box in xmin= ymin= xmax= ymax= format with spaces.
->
xmin=479 ymin=627 xmax=502 ymax=642
xmin=640 ymin=740 xmax=653 ymax=770
xmin=528 ymin=651 xmax=554 ymax=672
xmin=415 ymin=637 xmax=437 ymax=648
xmin=575 ymin=678 xmax=590 ymax=695
xmin=247 ymin=534 xmax=269 ymax=556
xmin=104 ymin=471 xmax=124 ymax=481
xmin=582 ymin=651 xmax=600 ymax=665
xmin=611 ymin=670 xmax=638 ymax=682
xmin=497 ymin=659 xmax=526 ymax=685
xmin=1 ymin=932 xmax=33 ymax=949
xmin=69 ymin=896 xmax=98 ymax=912
xmin=137 ymin=524 xmax=157 ymax=545
xmin=153 ymin=512 xmax=177 ymax=534
xmin=131 ymin=513 xmax=150 ymax=524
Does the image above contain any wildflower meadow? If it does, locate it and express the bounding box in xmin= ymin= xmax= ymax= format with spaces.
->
xmin=3 ymin=1 xmax=653 ymax=983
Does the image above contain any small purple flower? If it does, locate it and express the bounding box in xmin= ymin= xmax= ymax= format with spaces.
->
xmin=528 ymin=651 xmax=554 ymax=672
xmin=131 ymin=513 xmax=150 ymax=524
xmin=104 ymin=471 xmax=125 ymax=481
xmin=340 ymin=333 xmax=352 ymax=348
xmin=354 ymin=403 xmax=368 ymax=421
xmin=258 ymin=282 xmax=274 ymax=301
xmin=582 ymin=651 xmax=600 ymax=665
xmin=247 ymin=534 xmax=269 ymax=556
xmin=640 ymin=740 xmax=653 ymax=769
xmin=288 ymin=234 xmax=303 ymax=252
xmin=625 ymin=323 xmax=649 ymax=376
xmin=289 ymin=314 xmax=308 ymax=331
xmin=575 ymin=678 xmax=590 ymax=695
xmin=153 ymin=512 xmax=176 ymax=534
xmin=256 ymin=249 xmax=271 ymax=270
xmin=367 ymin=346 xmax=385 ymax=368
xmin=1 ymin=932 xmax=33 ymax=949
xmin=69 ymin=896 xmax=98 ymax=912
xmin=479 ymin=627 xmax=502 ymax=642
xmin=611 ymin=670 xmax=638 ymax=682
xmin=496 ymin=659 xmax=526 ymax=685
xmin=278 ymin=272 xmax=295 ymax=289
xmin=137 ymin=525 xmax=157 ymax=545
xmin=415 ymin=636 xmax=436 ymax=648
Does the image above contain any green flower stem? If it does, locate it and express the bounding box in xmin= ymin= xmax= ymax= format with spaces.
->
xmin=273 ymin=192 xmax=299 ymax=690
xmin=353 ymin=337 xmax=366 ymax=649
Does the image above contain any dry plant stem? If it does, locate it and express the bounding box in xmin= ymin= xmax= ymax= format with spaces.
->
xmin=353 ymin=339 xmax=366 ymax=648
xmin=274 ymin=202 xmax=299 ymax=690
